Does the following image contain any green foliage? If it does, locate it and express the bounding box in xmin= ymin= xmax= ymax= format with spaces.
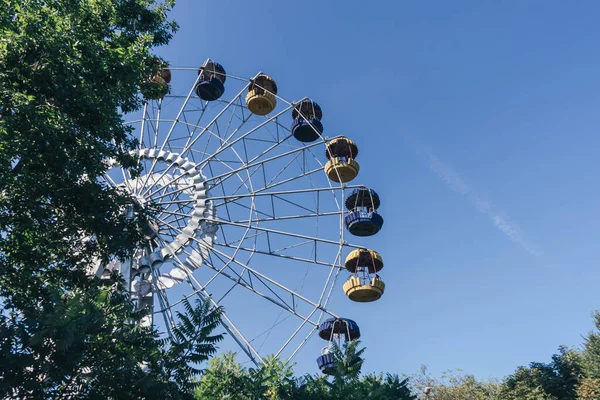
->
xmin=582 ymin=312 xmax=600 ymax=380
xmin=0 ymin=0 xmax=233 ymax=398
xmin=498 ymin=346 xmax=583 ymax=400
xmin=576 ymin=378 xmax=600 ymax=400
xmin=406 ymin=312 xmax=600 ymax=400
xmin=195 ymin=347 xmax=416 ymax=400
xmin=350 ymin=373 xmax=416 ymax=400
xmin=0 ymin=0 xmax=177 ymax=274
xmin=162 ymin=298 xmax=224 ymax=393
xmin=195 ymin=352 xmax=259 ymax=400
xmin=248 ymin=355 xmax=297 ymax=399
xmin=408 ymin=365 xmax=501 ymax=400
xmin=328 ymin=339 xmax=365 ymax=384
xmin=1 ymin=272 xmax=223 ymax=398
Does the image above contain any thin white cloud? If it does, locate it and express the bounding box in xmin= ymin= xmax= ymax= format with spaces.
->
xmin=409 ymin=137 xmax=543 ymax=257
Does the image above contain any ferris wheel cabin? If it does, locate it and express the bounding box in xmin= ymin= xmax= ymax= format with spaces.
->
xmin=344 ymin=188 xmax=384 ymax=236
xmin=324 ymin=136 xmax=360 ymax=183
xmin=316 ymin=318 xmax=362 ymax=375
xmin=343 ymin=248 xmax=385 ymax=302
xmin=246 ymin=73 xmax=278 ymax=115
xmin=196 ymin=59 xmax=227 ymax=101
xmin=291 ymin=99 xmax=324 ymax=142
xmin=140 ymin=62 xmax=172 ymax=100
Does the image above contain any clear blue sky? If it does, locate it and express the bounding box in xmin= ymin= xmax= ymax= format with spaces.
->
xmin=156 ymin=1 xmax=600 ymax=379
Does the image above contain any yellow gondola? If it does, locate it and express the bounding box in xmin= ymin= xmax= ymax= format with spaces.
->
xmin=140 ymin=65 xmax=171 ymax=100
xmin=246 ymin=74 xmax=278 ymax=115
xmin=324 ymin=137 xmax=360 ymax=183
xmin=342 ymin=248 xmax=385 ymax=302
xmin=343 ymin=276 xmax=386 ymax=302
xmin=344 ymin=248 xmax=383 ymax=273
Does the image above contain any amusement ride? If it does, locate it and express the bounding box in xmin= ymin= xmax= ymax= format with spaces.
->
xmin=95 ymin=59 xmax=388 ymax=373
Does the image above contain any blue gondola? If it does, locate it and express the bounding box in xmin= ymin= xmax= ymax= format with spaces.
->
xmin=291 ymin=117 xmax=323 ymax=142
xmin=318 ymin=318 xmax=361 ymax=341
xmin=291 ymin=100 xmax=323 ymax=142
xmin=345 ymin=211 xmax=384 ymax=236
xmin=196 ymin=60 xmax=226 ymax=101
xmin=344 ymin=188 xmax=384 ymax=236
xmin=316 ymin=353 xmax=335 ymax=375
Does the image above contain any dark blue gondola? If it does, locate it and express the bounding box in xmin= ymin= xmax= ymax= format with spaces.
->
xmin=196 ymin=78 xmax=224 ymax=101
xmin=291 ymin=117 xmax=323 ymax=142
xmin=345 ymin=188 xmax=380 ymax=210
xmin=345 ymin=211 xmax=384 ymax=236
xmin=291 ymin=100 xmax=323 ymax=142
xmin=344 ymin=188 xmax=383 ymax=237
xmin=196 ymin=60 xmax=226 ymax=101
xmin=316 ymin=353 xmax=335 ymax=375
xmin=318 ymin=318 xmax=361 ymax=341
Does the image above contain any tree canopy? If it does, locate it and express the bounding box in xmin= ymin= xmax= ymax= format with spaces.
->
xmin=194 ymin=347 xmax=416 ymax=400
xmin=0 ymin=0 xmax=227 ymax=398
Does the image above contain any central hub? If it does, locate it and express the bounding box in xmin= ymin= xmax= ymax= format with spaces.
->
xmin=133 ymin=194 xmax=147 ymax=207
xmin=115 ymin=148 xmax=218 ymax=289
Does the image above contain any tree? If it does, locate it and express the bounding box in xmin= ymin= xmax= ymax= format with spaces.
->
xmin=248 ymin=355 xmax=297 ymax=399
xmin=576 ymin=378 xmax=600 ymax=400
xmin=582 ymin=312 xmax=600 ymax=380
xmin=195 ymin=348 xmax=416 ymax=400
xmin=498 ymin=346 xmax=583 ymax=400
xmin=0 ymin=0 xmax=227 ymax=398
xmin=194 ymin=352 xmax=254 ymax=400
xmin=408 ymin=365 xmax=501 ymax=400
xmin=352 ymin=373 xmax=416 ymax=400
xmin=324 ymin=340 xmax=365 ymax=398
xmin=576 ymin=311 xmax=600 ymax=399
xmin=1 ymin=271 xmax=223 ymax=398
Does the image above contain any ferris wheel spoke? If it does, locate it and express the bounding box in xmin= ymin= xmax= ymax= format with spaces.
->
xmin=229 ymin=166 xmax=263 ymax=199
xmin=152 ymin=270 xmax=177 ymax=339
xmin=197 ymin=104 xmax=293 ymax=171
xmin=213 ymin=219 xmax=356 ymax=251
xmin=145 ymin=183 xmax=195 ymax=202
xmin=152 ymin=101 xmax=163 ymax=149
xmin=141 ymin=133 xmax=249 ymax=203
xmin=219 ymin=97 xmax=246 ymax=142
xmin=179 ymin=102 xmax=210 ymax=152
xmin=154 ymin=215 xmax=189 ymax=233
xmin=265 ymin=151 xmax=304 ymax=190
xmin=139 ymin=74 xmax=204 ymax=193
xmin=180 ymin=82 xmax=252 ymax=159
xmin=202 ymin=250 xmax=335 ymax=327
xmin=274 ymin=305 xmax=322 ymax=359
xmin=209 ymin=247 xmax=337 ymax=319
xmin=210 ymin=185 xmax=358 ymax=203
xmin=136 ymin=102 xmax=149 ymax=164
xmin=212 ymin=186 xmax=350 ymax=224
xmin=255 ymin=167 xmax=323 ymax=194
xmin=167 ymin=254 xmax=263 ymax=365
xmin=141 ymin=104 xmax=158 ymax=149
xmin=282 ymin=258 xmax=344 ymax=362
xmin=204 ymin=252 xmax=292 ymax=312
xmin=207 ymin=167 xmax=255 ymax=229
xmin=213 ymin=200 xmax=272 ymax=222
xmin=209 ymin=98 xmax=254 ymax=157
xmin=229 ymin=211 xmax=342 ymax=225
xmin=158 ymin=74 xmax=203 ymax=153
xmin=149 ymin=207 xmax=189 ymax=220
xmin=205 ymin=139 xmax=322 ymax=188
xmin=164 ymin=226 xmax=336 ymax=324
xmin=213 ymin=241 xmax=339 ymax=268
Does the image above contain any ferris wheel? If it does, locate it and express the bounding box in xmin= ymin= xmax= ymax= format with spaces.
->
xmin=96 ymin=59 xmax=387 ymax=370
